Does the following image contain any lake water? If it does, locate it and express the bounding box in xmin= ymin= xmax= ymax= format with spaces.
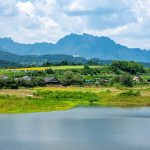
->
xmin=1 ymin=107 xmax=150 ymax=150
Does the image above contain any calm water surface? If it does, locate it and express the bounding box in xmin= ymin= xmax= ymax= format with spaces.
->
xmin=1 ymin=107 xmax=150 ymax=150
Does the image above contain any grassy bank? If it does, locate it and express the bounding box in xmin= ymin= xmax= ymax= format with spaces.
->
xmin=0 ymin=86 xmax=150 ymax=113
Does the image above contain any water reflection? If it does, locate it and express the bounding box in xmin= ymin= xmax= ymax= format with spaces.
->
xmin=0 ymin=107 xmax=150 ymax=150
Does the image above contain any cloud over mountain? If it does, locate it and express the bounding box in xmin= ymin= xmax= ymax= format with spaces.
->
xmin=0 ymin=0 xmax=150 ymax=49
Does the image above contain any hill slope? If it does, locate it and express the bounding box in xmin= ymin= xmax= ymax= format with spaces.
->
xmin=0 ymin=48 xmax=87 ymax=65
xmin=0 ymin=34 xmax=150 ymax=62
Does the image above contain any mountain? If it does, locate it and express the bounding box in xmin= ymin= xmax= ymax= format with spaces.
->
xmin=0 ymin=47 xmax=20 ymax=62
xmin=0 ymin=37 xmax=54 ymax=55
xmin=0 ymin=47 xmax=87 ymax=65
xmin=0 ymin=34 xmax=150 ymax=62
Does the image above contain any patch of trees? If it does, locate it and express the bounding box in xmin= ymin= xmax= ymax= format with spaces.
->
xmin=0 ymin=78 xmax=45 ymax=89
xmin=42 ymin=60 xmax=83 ymax=67
xmin=111 ymin=61 xmax=145 ymax=75
xmin=82 ymin=65 xmax=101 ymax=75
xmin=62 ymin=71 xmax=84 ymax=86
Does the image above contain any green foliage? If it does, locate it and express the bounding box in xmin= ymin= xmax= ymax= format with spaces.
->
xmin=17 ymin=77 xmax=45 ymax=87
xmin=62 ymin=71 xmax=84 ymax=86
xmin=112 ymin=75 xmax=121 ymax=83
xmin=111 ymin=61 xmax=145 ymax=75
xmin=120 ymin=90 xmax=141 ymax=97
xmin=45 ymin=68 xmax=54 ymax=74
xmin=82 ymin=65 xmax=101 ymax=75
xmin=26 ymin=70 xmax=45 ymax=76
xmin=4 ymin=79 xmax=18 ymax=89
xmin=121 ymin=73 xmax=133 ymax=87
xmin=87 ymin=60 xmax=99 ymax=65
xmin=35 ymin=90 xmax=98 ymax=104
xmin=0 ymin=77 xmax=45 ymax=89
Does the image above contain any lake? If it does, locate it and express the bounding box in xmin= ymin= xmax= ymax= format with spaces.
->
xmin=0 ymin=106 xmax=150 ymax=150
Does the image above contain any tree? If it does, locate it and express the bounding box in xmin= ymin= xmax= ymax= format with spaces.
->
xmin=121 ymin=73 xmax=133 ymax=87
xmin=82 ymin=65 xmax=94 ymax=75
xmin=87 ymin=60 xmax=98 ymax=65
xmin=45 ymin=68 xmax=54 ymax=75
xmin=60 ymin=60 xmax=69 ymax=66
xmin=62 ymin=71 xmax=74 ymax=86
xmin=62 ymin=71 xmax=83 ymax=86
xmin=111 ymin=61 xmax=145 ymax=75
xmin=73 ymin=73 xmax=84 ymax=85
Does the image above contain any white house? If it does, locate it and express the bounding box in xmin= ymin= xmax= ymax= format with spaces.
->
xmin=133 ymin=75 xmax=142 ymax=83
xmin=22 ymin=76 xmax=32 ymax=81
xmin=0 ymin=75 xmax=8 ymax=80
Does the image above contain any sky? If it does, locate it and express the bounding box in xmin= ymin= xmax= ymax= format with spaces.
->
xmin=0 ymin=0 xmax=150 ymax=49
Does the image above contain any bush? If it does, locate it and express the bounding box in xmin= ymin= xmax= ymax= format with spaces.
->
xmin=9 ymin=84 xmax=18 ymax=89
xmin=0 ymin=79 xmax=5 ymax=89
xmin=62 ymin=71 xmax=84 ymax=86
xmin=45 ymin=68 xmax=54 ymax=74
xmin=121 ymin=73 xmax=133 ymax=87
xmin=120 ymin=90 xmax=141 ymax=96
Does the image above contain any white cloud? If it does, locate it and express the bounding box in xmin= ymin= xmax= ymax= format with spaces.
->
xmin=17 ymin=1 xmax=35 ymax=17
xmin=68 ymin=1 xmax=84 ymax=11
xmin=0 ymin=0 xmax=150 ymax=49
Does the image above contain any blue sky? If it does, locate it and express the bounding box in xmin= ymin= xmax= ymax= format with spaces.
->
xmin=0 ymin=0 xmax=150 ymax=49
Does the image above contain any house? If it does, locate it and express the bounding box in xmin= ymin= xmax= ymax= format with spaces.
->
xmin=22 ymin=76 xmax=32 ymax=81
xmin=43 ymin=77 xmax=60 ymax=85
xmin=133 ymin=75 xmax=142 ymax=83
xmin=0 ymin=75 xmax=8 ymax=80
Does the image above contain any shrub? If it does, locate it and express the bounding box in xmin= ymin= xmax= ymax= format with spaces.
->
xmin=62 ymin=71 xmax=84 ymax=86
xmin=45 ymin=68 xmax=54 ymax=74
xmin=121 ymin=73 xmax=133 ymax=87
xmin=120 ymin=90 xmax=141 ymax=97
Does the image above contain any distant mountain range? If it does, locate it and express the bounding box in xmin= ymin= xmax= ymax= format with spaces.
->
xmin=0 ymin=33 xmax=150 ymax=62
xmin=1 ymin=47 xmax=150 ymax=68
xmin=0 ymin=47 xmax=87 ymax=65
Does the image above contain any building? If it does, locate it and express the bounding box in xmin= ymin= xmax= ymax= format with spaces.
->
xmin=43 ymin=77 xmax=60 ymax=85
xmin=22 ymin=76 xmax=32 ymax=81
xmin=0 ymin=75 xmax=8 ymax=80
xmin=133 ymin=75 xmax=142 ymax=83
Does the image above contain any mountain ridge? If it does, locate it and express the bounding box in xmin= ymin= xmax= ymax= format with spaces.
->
xmin=0 ymin=33 xmax=150 ymax=62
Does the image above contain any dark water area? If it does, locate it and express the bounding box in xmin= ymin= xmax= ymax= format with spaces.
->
xmin=1 ymin=107 xmax=150 ymax=150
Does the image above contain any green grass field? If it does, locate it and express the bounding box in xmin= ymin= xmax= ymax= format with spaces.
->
xmin=8 ymin=65 xmax=104 ymax=71
xmin=0 ymin=85 xmax=150 ymax=113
